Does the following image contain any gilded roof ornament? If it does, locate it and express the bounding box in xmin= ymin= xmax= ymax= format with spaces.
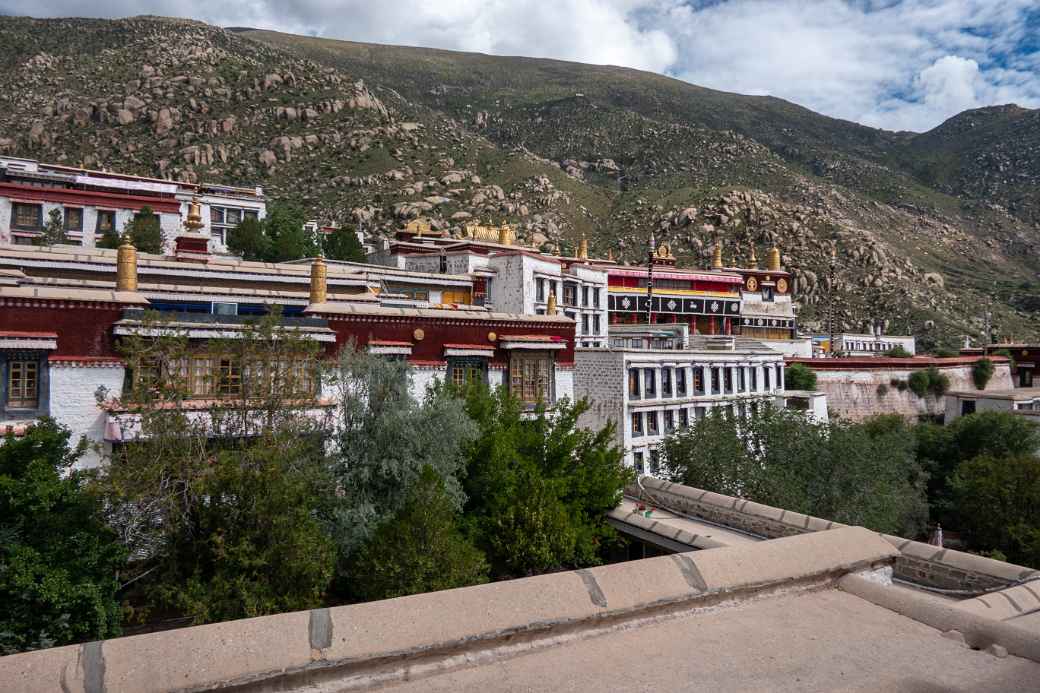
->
xmin=184 ymin=195 xmax=204 ymax=233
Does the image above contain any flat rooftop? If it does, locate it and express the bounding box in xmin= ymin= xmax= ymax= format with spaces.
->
xmin=376 ymin=588 xmax=1038 ymax=693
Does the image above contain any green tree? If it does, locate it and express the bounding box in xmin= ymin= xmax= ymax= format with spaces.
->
xmin=323 ymin=226 xmax=366 ymax=263
xmin=951 ymin=455 xmax=1040 ymax=568
xmin=326 ymin=346 xmax=478 ymax=562
xmin=34 ymin=208 xmax=68 ymax=246
xmin=125 ymin=206 xmax=163 ymax=254
xmin=883 ymin=345 xmax=912 ymax=357
xmin=459 ymin=386 xmax=630 ymax=577
xmin=347 ymin=466 xmax=489 ymax=602
xmin=226 ymin=216 xmax=269 ymax=262
xmin=784 ymin=363 xmax=817 ymax=391
xmin=662 ymin=407 xmax=927 ymax=536
xmin=93 ymin=312 xmax=336 ymax=625
xmin=265 ymin=204 xmax=316 ymax=262
xmin=915 ymin=411 xmax=1040 ymax=522
xmin=971 ymin=358 xmax=994 ymax=390
xmin=96 ymin=223 xmax=123 ymax=250
xmin=0 ymin=420 xmax=126 ymax=654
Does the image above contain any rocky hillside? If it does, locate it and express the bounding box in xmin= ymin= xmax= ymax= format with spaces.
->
xmin=1 ymin=15 xmax=1038 ymax=348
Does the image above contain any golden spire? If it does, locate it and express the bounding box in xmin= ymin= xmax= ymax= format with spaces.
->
xmin=607 ymin=247 xmax=615 ymax=262
xmin=578 ymin=234 xmax=589 ymax=260
xmin=309 ymin=256 xmax=327 ymax=304
xmin=498 ymin=223 xmax=513 ymax=246
xmin=748 ymin=243 xmax=758 ymax=269
xmin=184 ymin=195 xmax=204 ymax=233
xmin=712 ymin=240 xmax=723 ymax=270
xmin=546 ymin=289 xmax=558 ymax=315
xmin=767 ymin=246 xmax=781 ymax=272
xmin=116 ymin=241 xmax=138 ymax=292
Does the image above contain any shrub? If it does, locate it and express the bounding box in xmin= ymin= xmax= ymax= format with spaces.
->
xmin=883 ymin=345 xmax=912 ymax=358
xmin=876 ymin=383 xmax=889 ymax=397
xmin=971 ymin=358 xmax=994 ymax=390
xmin=0 ymin=420 xmax=126 ymax=654
xmin=907 ymin=370 xmax=930 ymax=397
xmin=785 ymin=363 xmax=817 ymax=391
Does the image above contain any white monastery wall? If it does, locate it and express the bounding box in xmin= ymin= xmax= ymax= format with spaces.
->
xmin=49 ymin=361 xmax=125 ymax=469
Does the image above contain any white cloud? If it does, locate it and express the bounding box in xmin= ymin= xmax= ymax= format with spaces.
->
xmin=2 ymin=0 xmax=1038 ymax=131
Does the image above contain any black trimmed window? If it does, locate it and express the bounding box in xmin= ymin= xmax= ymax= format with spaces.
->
xmin=448 ymin=356 xmax=487 ymax=389
xmin=661 ymin=368 xmax=672 ymax=398
xmin=64 ymin=207 xmax=84 ymax=232
xmin=631 ymin=411 xmax=643 ymax=436
xmin=676 ymin=368 xmax=687 ymax=396
xmin=1 ymin=351 xmax=49 ymax=418
xmin=628 ymin=368 xmax=641 ymax=399
xmin=96 ymin=210 xmax=116 ymax=234
xmin=12 ymin=203 xmax=42 ymax=230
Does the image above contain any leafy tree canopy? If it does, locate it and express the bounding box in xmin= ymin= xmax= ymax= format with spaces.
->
xmin=125 ymin=206 xmax=163 ymax=254
xmin=662 ymin=407 xmax=928 ymax=536
xmin=226 ymin=203 xmax=318 ymax=263
xmin=323 ymin=226 xmax=366 ymax=263
xmin=346 ymin=466 xmax=489 ymax=602
xmin=34 ymin=208 xmax=69 ymax=246
xmin=784 ymin=362 xmax=817 ymax=391
xmin=0 ymin=420 xmax=126 ymax=654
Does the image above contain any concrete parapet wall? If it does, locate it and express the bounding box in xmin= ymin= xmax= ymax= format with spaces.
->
xmin=0 ymin=527 xmax=895 ymax=693
xmin=636 ymin=477 xmax=1040 ymax=592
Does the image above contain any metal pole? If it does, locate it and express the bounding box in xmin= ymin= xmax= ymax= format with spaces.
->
xmin=647 ymin=232 xmax=655 ymax=325
xmin=827 ymin=242 xmax=837 ymax=357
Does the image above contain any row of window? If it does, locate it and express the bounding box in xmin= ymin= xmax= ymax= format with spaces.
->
xmin=443 ymin=353 xmax=557 ymax=407
xmin=630 ymin=399 xmax=770 ymax=438
xmin=628 ymin=363 xmax=782 ymax=400
xmin=632 ymin=448 xmax=662 ymax=476
xmin=131 ymin=355 xmax=320 ymax=399
xmin=535 ymin=277 xmax=603 ymax=309
xmin=210 ymin=206 xmax=259 ymax=245
xmin=12 ymin=202 xmax=116 ymax=235
xmin=844 ymin=340 xmax=907 ymax=353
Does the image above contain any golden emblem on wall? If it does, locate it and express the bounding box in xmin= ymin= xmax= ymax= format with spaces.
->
xmin=413 ymin=328 xmax=425 ymax=341
xmin=656 ymin=243 xmax=675 ymax=260
xmin=746 ymin=276 xmax=759 ymax=292
xmin=776 ymin=277 xmax=789 ymax=294
xmin=488 ymin=331 xmax=497 ymax=342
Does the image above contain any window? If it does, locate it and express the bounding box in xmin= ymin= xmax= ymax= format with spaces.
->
xmin=563 ymin=283 xmax=577 ymax=307
xmin=762 ymin=286 xmax=774 ymax=302
xmin=763 ymin=367 xmax=772 ymax=391
xmin=582 ymin=286 xmax=589 ymax=306
xmin=581 ymin=314 xmax=589 ymax=335
xmin=64 ymin=207 xmax=83 ymax=232
xmin=676 ymin=368 xmax=687 ymax=396
xmin=776 ymin=365 xmax=784 ymax=390
xmin=722 ymin=368 xmax=732 ymax=394
xmin=661 ymin=368 xmax=672 ymax=398
xmin=217 ymin=358 xmax=243 ymax=396
xmin=212 ymin=302 xmax=238 ymax=316
xmin=710 ymin=367 xmax=720 ymax=394
xmin=739 ymin=367 xmax=746 ymax=393
xmin=680 ymin=408 xmax=689 ymax=428
xmin=664 ymin=409 xmax=675 ymax=433
xmin=448 ymin=357 xmax=487 ymax=389
xmin=694 ymin=406 xmax=707 ymax=420
xmin=633 ymin=451 xmax=645 ymax=474
xmin=1020 ymin=368 xmax=1034 ymax=388
xmin=593 ymin=314 xmax=601 ymax=335
xmin=509 ymin=352 xmax=552 ymax=406
xmin=631 ymin=411 xmax=643 ymax=436
xmin=751 ymin=367 xmax=758 ymax=391
xmin=649 ymin=448 xmax=661 ymax=476
xmin=961 ymin=399 xmax=976 ymax=416
xmin=536 ymin=278 xmax=546 ymax=302
xmin=211 ymin=207 xmax=225 ymax=225
xmin=594 ymin=289 xmax=601 ymax=308
xmin=96 ymin=210 xmax=116 ymax=234
xmin=644 ymin=369 xmax=656 ymax=397
xmin=12 ymin=203 xmax=42 ymax=230
xmin=647 ymin=410 xmax=659 ymax=435
xmin=693 ymin=367 xmax=705 ymax=395
xmin=6 ymin=359 xmax=39 ymax=408
xmin=226 ymin=208 xmax=242 ymax=225
xmin=628 ymin=369 xmax=641 ymax=399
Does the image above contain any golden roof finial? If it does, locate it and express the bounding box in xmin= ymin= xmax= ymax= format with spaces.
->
xmin=767 ymin=246 xmax=781 ymax=272
xmin=184 ymin=195 xmax=204 ymax=233
xmin=546 ymin=289 xmax=558 ymax=316
xmin=498 ymin=223 xmax=513 ymax=246
xmin=607 ymin=247 xmax=615 ymax=262
xmin=310 ymin=256 xmax=328 ymax=305
xmin=578 ymin=234 xmax=589 ymax=260
xmin=116 ymin=241 xmax=138 ymax=292
xmin=748 ymin=243 xmax=758 ymax=269
xmin=712 ymin=240 xmax=723 ymax=270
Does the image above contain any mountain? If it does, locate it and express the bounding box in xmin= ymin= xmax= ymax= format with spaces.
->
xmin=1 ymin=15 xmax=1038 ymax=347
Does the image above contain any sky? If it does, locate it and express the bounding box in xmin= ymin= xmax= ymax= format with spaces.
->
xmin=2 ymin=0 xmax=1038 ymax=133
